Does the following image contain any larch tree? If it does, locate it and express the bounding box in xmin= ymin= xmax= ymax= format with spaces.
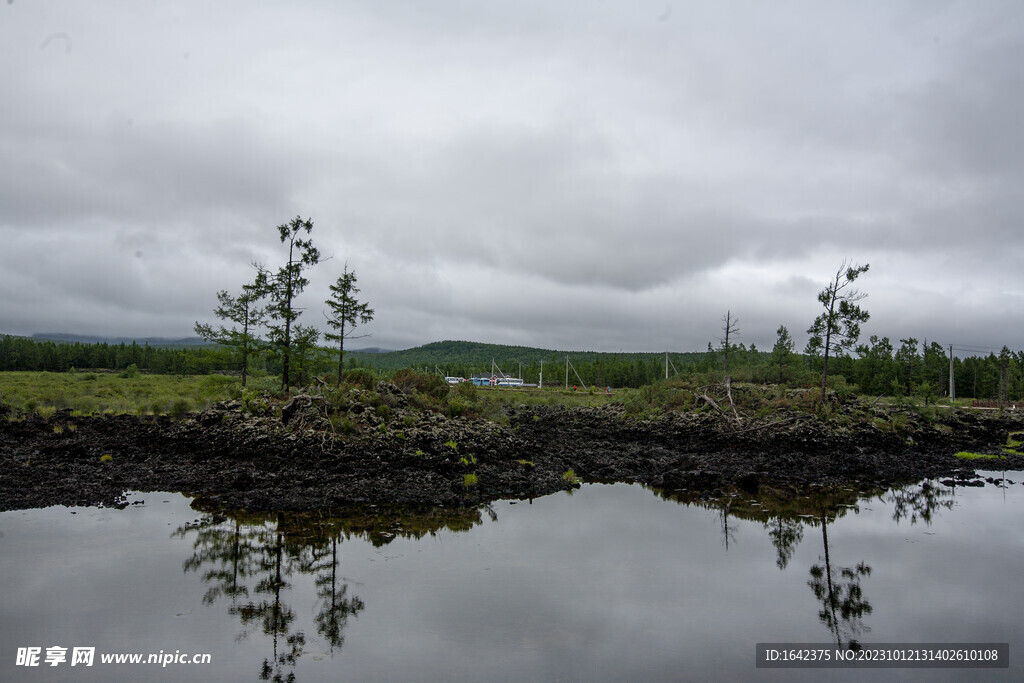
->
xmin=324 ymin=265 xmax=374 ymax=388
xmin=288 ymin=323 xmax=322 ymax=389
xmin=194 ymin=271 xmax=268 ymax=388
xmin=771 ymin=325 xmax=794 ymax=384
xmin=265 ymin=216 xmax=320 ymax=391
xmin=807 ymin=260 xmax=870 ymax=401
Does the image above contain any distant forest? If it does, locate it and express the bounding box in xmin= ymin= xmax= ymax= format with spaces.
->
xmin=1 ymin=335 xmax=1021 ymax=401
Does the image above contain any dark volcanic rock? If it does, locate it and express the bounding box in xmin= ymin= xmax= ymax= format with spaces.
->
xmin=1 ymin=400 xmax=1022 ymax=512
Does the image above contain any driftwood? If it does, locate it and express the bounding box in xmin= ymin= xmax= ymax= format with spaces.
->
xmin=727 ymin=416 xmax=798 ymax=435
xmin=696 ymin=378 xmax=742 ymax=425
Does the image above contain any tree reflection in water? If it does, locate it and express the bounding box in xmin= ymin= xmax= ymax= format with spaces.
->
xmin=176 ymin=504 xmax=485 ymax=681
xmin=648 ymin=478 xmax=956 ymax=649
xmin=808 ymin=515 xmax=872 ymax=648
xmin=766 ymin=517 xmax=803 ymax=570
xmin=888 ymin=480 xmax=954 ymax=526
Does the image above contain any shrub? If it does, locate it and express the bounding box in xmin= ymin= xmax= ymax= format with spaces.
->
xmin=453 ymin=381 xmax=477 ymax=400
xmin=119 ymin=364 xmax=140 ymax=379
xmin=240 ymin=389 xmax=271 ymax=416
xmin=621 ymin=393 xmax=647 ymax=417
xmin=170 ymin=399 xmax=191 ymax=419
xmin=463 ymin=473 xmax=478 ymax=488
xmin=330 ymin=416 xmax=356 ymax=434
xmin=447 ymin=398 xmax=469 ymax=418
xmin=825 ymin=375 xmax=855 ymax=399
xmin=562 ymin=469 xmax=580 ymax=485
xmin=344 ymin=368 xmax=378 ymax=391
xmin=393 ymin=368 xmax=448 ymax=396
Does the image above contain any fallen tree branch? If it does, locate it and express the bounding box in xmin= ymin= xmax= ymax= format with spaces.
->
xmin=727 ymin=416 xmax=798 ymax=435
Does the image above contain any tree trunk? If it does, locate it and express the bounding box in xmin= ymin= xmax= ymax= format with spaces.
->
xmin=820 ymin=292 xmax=836 ymax=402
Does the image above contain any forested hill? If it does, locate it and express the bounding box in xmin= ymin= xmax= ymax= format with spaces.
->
xmin=349 ymin=340 xmax=706 ymax=369
xmin=345 ymin=340 xmax=715 ymax=384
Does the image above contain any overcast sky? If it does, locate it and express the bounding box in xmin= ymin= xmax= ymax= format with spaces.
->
xmin=2 ymin=1 xmax=1022 ymax=354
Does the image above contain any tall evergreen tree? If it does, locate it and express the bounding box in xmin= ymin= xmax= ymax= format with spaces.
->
xmin=895 ymin=338 xmax=921 ymax=394
xmin=807 ymin=261 xmax=870 ymax=401
xmin=324 ymin=265 xmax=375 ymax=388
xmin=265 ymin=216 xmax=320 ymax=391
xmin=771 ymin=325 xmax=794 ymax=384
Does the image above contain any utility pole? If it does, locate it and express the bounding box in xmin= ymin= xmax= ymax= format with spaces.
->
xmin=665 ymin=352 xmax=668 ymax=380
xmin=949 ymin=344 xmax=955 ymax=401
xmin=566 ymin=356 xmax=569 ymax=390
xmin=539 ymin=359 xmax=543 ymax=388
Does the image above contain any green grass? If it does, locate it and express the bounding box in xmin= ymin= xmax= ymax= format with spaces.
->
xmin=463 ymin=473 xmax=478 ymax=488
xmin=0 ymin=371 xmax=242 ymax=417
xmin=954 ymin=451 xmax=1006 ymax=461
xmin=1004 ymin=433 xmax=1024 ymax=456
xmin=440 ymin=385 xmax=615 ymax=421
xmin=562 ymin=468 xmax=580 ymax=484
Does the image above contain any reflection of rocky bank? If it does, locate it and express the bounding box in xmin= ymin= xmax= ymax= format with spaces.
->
xmin=1 ymin=385 xmax=1021 ymax=511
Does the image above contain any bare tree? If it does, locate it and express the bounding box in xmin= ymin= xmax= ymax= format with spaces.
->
xmin=720 ymin=310 xmax=740 ymax=377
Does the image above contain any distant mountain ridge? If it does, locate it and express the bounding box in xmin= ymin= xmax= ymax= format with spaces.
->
xmin=20 ymin=334 xmax=703 ymax=360
xmin=31 ymin=333 xmax=212 ymax=348
xmin=24 ymin=332 xmax=394 ymax=353
xmin=345 ymin=339 xmax=711 ymax=374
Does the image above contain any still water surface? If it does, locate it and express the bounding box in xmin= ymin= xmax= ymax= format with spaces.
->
xmin=2 ymin=475 xmax=1022 ymax=681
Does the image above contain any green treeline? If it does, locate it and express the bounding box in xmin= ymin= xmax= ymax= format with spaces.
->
xmin=2 ymin=334 xmax=1021 ymax=402
xmin=0 ymin=336 xmax=229 ymax=375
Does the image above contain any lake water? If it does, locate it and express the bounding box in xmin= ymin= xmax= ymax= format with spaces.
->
xmin=2 ymin=474 xmax=1022 ymax=682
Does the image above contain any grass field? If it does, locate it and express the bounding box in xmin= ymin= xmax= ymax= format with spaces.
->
xmin=0 ymin=371 xmax=246 ymax=417
xmin=0 ymin=370 xmax=620 ymax=419
xmin=0 ymin=369 xmax=1014 ymax=423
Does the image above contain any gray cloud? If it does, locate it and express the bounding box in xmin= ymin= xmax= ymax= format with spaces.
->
xmin=1 ymin=1 xmax=1022 ymax=353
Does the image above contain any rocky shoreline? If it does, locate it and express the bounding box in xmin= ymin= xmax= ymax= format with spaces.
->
xmin=2 ymin=387 xmax=1022 ymax=512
